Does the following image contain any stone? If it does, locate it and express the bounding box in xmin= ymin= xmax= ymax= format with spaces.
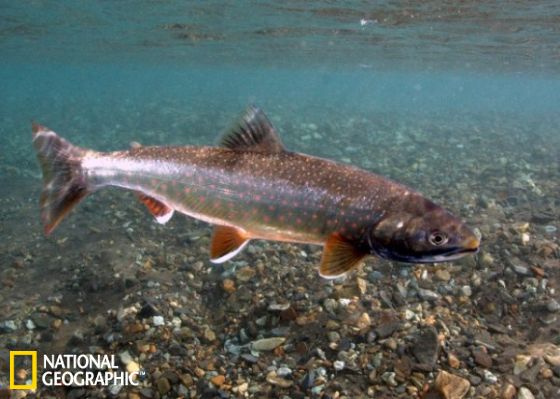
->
xmin=152 ymin=316 xmax=165 ymax=327
xmin=333 ymin=360 xmax=344 ymax=371
xmin=483 ymin=370 xmax=498 ymax=384
xmin=412 ymin=326 xmax=439 ymax=370
xmin=266 ymin=371 xmax=293 ymax=388
xmin=381 ymin=371 xmax=398 ymax=387
xmin=355 ymin=312 xmax=371 ymax=330
xmin=434 ymin=370 xmax=470 ymax=399
xmin=516 ymin=387 xmax=534 ymax=399
xmin=211 ymin=375 xmax=225 ymax=387
xmin=514 ymin=355 xmax=532 ymax=375
xmin=418 ymin=288 xmax=440 ymax=301
xmin=501 ymin=383 xmax=516 ymax=399
xmin=435 ymin=269 xmax=451 ymax=282
xmin=448 ymin=353 xmax=460 ymax=368
xmin=473 ymin=347 xmax=492 ymax=368
xmin=156 ymin=377 xmax=171 ymax=395
xmin=222 ymin=279 xmax=236 ymax=293
xmin=250 ymin=337 xmax=286 ymax=351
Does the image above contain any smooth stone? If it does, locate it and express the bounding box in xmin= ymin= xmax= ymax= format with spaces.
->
xmin=412 ymin=326 xmax=439 ymax=370
xmin=516 ymin=387 xmax=535 ymax=399
xmin=435 ymin=370 xmax=470 ymax=399
xmin=250 ymin=337 xmax=286 ymax=351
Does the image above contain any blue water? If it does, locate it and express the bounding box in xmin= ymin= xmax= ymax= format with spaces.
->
xmin=1 ymin=1 xmax=560 ymax=397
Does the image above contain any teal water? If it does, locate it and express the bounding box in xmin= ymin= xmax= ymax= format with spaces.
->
xmin=1 ymin=1 xmax=560 ymax=397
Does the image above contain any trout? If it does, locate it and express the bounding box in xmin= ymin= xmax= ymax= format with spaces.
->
xmin=32 ymin=107 xmax=479 ymax=278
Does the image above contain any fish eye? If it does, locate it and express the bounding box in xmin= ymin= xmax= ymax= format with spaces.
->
xmin=428 ymin=231 xmax=448 ymax=246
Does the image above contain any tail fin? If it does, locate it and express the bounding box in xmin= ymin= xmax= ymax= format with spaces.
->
xmin=32 ymin=123 xmax=90 ymax=235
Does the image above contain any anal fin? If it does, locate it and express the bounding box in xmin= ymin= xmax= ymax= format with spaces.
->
xmin=138 ymin=194 xmax=174 ymax=224
xmin=210 ymin=225 xmax=250 ymax=263
xmin=319 ymin=233 xmax=367 ymax=279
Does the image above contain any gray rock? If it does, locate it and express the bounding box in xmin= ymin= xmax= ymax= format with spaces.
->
xmin=412 ymin=326 xmax=439 ymax=370
xmin=417 ymin=288 xmax=440 ymax=301
xmin=250 ymin=337 xmax=286 ymax=351
xmin=0 ymin=320 xmax=17 ymax=333
xmin=517 ymin=387 xmax=535 ymax=399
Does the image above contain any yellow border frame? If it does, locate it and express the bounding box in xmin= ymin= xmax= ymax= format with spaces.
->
xmin=9 ymin=351 xmax=37 ymax=390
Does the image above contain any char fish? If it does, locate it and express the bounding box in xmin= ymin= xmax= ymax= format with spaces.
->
xmin=32 ymin=107 xmax=480 ymax=278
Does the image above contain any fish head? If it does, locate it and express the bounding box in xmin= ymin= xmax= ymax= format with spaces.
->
xmin=368 ymin=198 xmax=480 ymax=263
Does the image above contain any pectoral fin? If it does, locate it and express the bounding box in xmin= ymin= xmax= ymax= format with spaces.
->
xmin=319 ymin=233 xmax=367 ymax=279
xmin=137 ymin=194 xmax=174 ymax=224
xmin=210 ymin=225 xmax=250 ymax=263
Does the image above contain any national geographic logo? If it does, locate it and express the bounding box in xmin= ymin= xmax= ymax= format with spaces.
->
xmin=9 ymin=351 xmax=37 ymax=390
xmin=8 ymin=351 xmax=142 ymax=390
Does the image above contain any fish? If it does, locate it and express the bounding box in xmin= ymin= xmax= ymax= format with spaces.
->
xmin=32 ymin=106 xmax=480 ymax=278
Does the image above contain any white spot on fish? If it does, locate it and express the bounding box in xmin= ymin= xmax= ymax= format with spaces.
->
xmin=396 ymin=221 xmax=404 ymax=229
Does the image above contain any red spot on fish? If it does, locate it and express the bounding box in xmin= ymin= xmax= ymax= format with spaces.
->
xmin=279 ymin=215 xmax=286 ymax=222
xmin=160 ymin=184 xmax=168 ymax=191
xmin=312 ymin=214 xmax=318 ymax=219
xmin=268 ymin=205 xmax=275 ymax=211
xmin=254 ymin=194 xmax=262 ymax=201
xmin=263 ymin=215 xmax=271 ymax=223
xmin=184 ymin=187 xmax=191 ymax=194
xmin=296 ymin=218 xmax=302 ymax=225
xmin=199 ymin=196 xmax=206 ymax=203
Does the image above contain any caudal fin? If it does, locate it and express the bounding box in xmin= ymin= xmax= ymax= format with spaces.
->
xmin=32 ymin=123 xmax=90 ymax=235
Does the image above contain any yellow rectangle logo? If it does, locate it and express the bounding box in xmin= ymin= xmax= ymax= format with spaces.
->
xmin=9 ymin=351 xmax=37 ymax=390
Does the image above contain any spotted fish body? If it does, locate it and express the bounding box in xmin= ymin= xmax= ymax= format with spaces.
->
xmin=32 ymin=107 xmax=480 ymax=278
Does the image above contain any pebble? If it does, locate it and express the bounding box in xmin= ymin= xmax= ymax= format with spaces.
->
xmin=250 ymin=337 xmax=286 ymax=351
xmin=546 ymin=299 xmax=560 ymax=312
xmin=435 ymin=269 xmax=451 ymax=282
xmin=483 ymin=370 xmax=498 ymax=384
xmin=461 ymin=285 xmax=472 ymax=297
xmin=25 ymin=319 xmax=36 ymax=330
xmin=501 ymin=383 xmax=516 ymax=399
xmin=277 ymin=367 xmax=292 ymax=377
xmin=355 ymin=312 xmax=371 ymax=330
xmin=412 ymin=326 xmax=439 ymax=370
xmin=152 ymin=316 xmax=165 ymax=326
xmin=0 ymin=320 xmax=17 ymax=332
xmin=448 ymin=353 xmax=461 ymax=368
xmin=516 ymin=387 xmax=535 ymax=399
xmin=156 ymin=377 xmax=171 ymax=395
xmin=473 ymin=347 xmax=493 ymax=368
xmin=211 ymin=375 xmax=225 ymax=387
xmin=266 ymin=371 xmax=293 ymax=388
xmin=435 ymin=370 xmax=470 ymax=399
xmin=418 ymin=287 xmax=440 ymax=301
xmin=333 ymin=360 xmax=345 ymax=371
xmin=381 ymin=371 xmax=398 ymax=387
xmin=119 ymin=351 xmax=133 ymax=365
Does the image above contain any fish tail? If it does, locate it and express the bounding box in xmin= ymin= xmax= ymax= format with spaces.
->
xmin=32 ymin=123 xmax=91 ymax=235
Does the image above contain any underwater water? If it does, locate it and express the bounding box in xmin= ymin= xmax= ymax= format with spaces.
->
xmin=1 ymin=1 xmax=560 ymax=398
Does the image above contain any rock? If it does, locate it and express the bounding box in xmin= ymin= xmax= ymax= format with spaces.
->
xmin=25 ymin=319 xmax=36 ymax=330
xmin=375 ymin=316 xmax=401 ymax=339
xmin=236 ymin=266 xmax=256 ymax=282
xmin=156 ymin=377 xmax=171 ymax=395
xmin=418 ymin=288 xmax=440 ymax=301
xmin=277 ymin=367 xmax=292 ymax=377
xmin=327 ymin=331 xmax=340 ymax=343
xmin=355 ymin=312 xmax=371 ymax=330
xmin=127 ymin=361 xmax=140 ymax=375
xmin=460 ymin=285 xmax=472 ymax=297
xmin=435 ymin=269 xmax=451 ymax=282
xmin=266 ymin=371 xmax=293 ymax=388
xmin=30 ymin=313 xmax=51 ymax=329
xmin=547 ymin=299 xmax=560 ymax=312
xmin=0 ymin=320 xmax=17 ymax=333
xmin=222 ymin=278 xmax=236 ymax=293
xmin=483 ymin=370 xmax=498 ymax=384
xmin=152 ymin=316 xmax=165 ymax=326
xmin=501 ymin=383 xmax=516 ymax=399
xmin=356 ymin=277 xmax=367 ymax=295
xmin=119 ymin=351 xmax=133 ymax=365
xmin=514 ymin=355 xmax=532 ymax=375
xmin=202 ymin=327 xmax=216 ymax=343
xmin=412 ymin=326 xmax=439 ymax=370
xmin=516 ymin=387 xmax=534 ymax=399
xmin=381 ymin=371 xmax=398 ymax=387
xmin=211 ymin=375 xmax=225 ymax=387
xmin=333 ymin=360 xmax=345 ymax=371
xmin=448 ymin=353 xmax=460 ymax=368
xmin=434 ymin=370 xmax=470 ymax=399
xmin=250 ymin=337 xmax=286 ymax=351
xmin=473 ymin=347 xmax=493 ymax=368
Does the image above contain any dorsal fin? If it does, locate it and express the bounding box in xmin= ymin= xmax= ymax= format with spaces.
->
xmin=219 ymin=106 xmax=286 ymax=153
